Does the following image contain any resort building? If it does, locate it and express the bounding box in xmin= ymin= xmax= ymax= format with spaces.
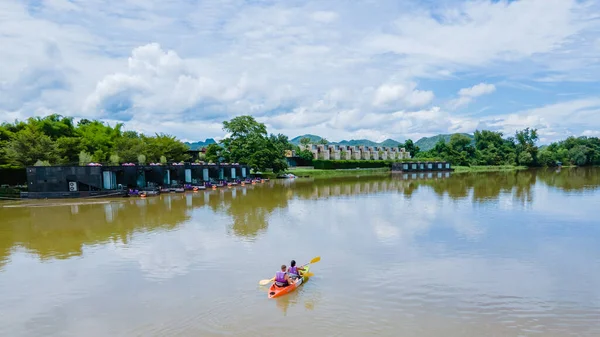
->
xmin=301 ymin=144 xmax=411 ymax=160
xmin=22 ymin=163 xmax=251 ymax=199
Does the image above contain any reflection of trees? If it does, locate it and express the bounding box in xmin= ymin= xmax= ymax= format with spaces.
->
xmin=414 ymin=170 xmax=537 ymax=203
xmin=0 ymin=196 xmax=192 ymax=264
xmin=1 ymin=168 xmax=598 ymax=266
xmin=536 ymin=167 xmax=600 ymax=192
xmin=216 ymin=185 xmax=290 ymax=239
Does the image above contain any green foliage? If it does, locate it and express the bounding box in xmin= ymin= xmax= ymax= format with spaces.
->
xmin=4 ymin=125 xmax=58 ymax=167
xmin=204 ymin=143 xmax=223 ymax=163
xmin=34 ymin=160 xmax=51 ymax=167
xmin=400 ymin=139 xmax=420 ymax=157
xmin=109 ymin=154 xmax=120 ymax=166
xmin=297 ymin=149 xmax=314 ymax=162
xmin=219 ymin=115 xmax=289 ymax=173
xmin=417 ymin=128 xmax=599 ymax=168
xmin=160 ymin=155 xmax=167 ymax=164
xmin=299 ymin=137 xmax=312 ymax=147
xmin=137 ymin=154 xmax=147 ymax=165
xmin=415 ymin=133 xmax=474 ymax=152
xmin=79 ymin=151 xmax=93 ymax=166
xmin=0 ymin=114 xmax=191 ymax=167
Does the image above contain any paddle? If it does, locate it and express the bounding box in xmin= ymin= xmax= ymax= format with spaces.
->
xmin=258 ymin=256 xmax=320 ymax=286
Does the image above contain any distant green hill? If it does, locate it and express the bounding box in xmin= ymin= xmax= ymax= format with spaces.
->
xmin=199 ymin=133 xmax=473 ymax=152
xmin=415 ymin=133 xmax=474 ymax=151
xmin=290 ymin=135 xmax=400 ymax=147
xmin=290 ymin=134 xmax=323 ymax=145
xmin=185 ymin=138 xmax=217 ymax=150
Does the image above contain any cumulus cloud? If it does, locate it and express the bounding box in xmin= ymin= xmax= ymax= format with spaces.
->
xmin=373 ymin=83 xmax=434 ymax=108
xmin=0 ymin=0 xmax=599 ymax=142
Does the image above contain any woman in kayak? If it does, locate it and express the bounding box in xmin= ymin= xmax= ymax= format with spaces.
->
xmin=287 ymin=260 xmax=304 ymax=280
xmin=274 ymin=265 xmax=292 ymax=287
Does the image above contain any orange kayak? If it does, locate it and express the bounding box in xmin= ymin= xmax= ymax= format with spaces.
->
xmin=268 ymin=265 xmax=311 ymax=299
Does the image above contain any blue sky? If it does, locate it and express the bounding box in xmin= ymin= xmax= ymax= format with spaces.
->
xmin=1 ymin=0 xmax=599 ymax=144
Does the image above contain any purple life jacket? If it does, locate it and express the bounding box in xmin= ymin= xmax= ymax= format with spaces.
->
xmin=289 ymin=266 xmax=298 ymax=275
xmin=275 ymin=271 xmax=286 ymax=283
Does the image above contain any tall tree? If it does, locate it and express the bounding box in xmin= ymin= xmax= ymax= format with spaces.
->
xmin=220 ymin=115 xmax=288 ymax=173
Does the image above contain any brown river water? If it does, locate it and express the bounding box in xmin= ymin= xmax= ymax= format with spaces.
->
xmin=1 ymin=168 xmax=599 ymax=336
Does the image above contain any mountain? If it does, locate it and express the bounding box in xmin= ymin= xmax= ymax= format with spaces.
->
xmin=185 ymin=138 xmax=217 ymax=150
xmin=290 ymin=134 xmax=323 ymax=145
xmin=415 ymin=133 xmax=474 ymax=151
xmin=290 ymin=135 xmax=401 ymax=147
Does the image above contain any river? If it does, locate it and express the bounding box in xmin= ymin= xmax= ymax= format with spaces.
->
xmin=1 ymin=167 xmax=599 ymax=336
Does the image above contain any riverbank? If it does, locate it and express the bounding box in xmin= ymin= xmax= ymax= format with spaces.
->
xmin=285 ymin=165 xmax=528 ymax=178
xmin=453 ymin=165 xmax=528 ymax=173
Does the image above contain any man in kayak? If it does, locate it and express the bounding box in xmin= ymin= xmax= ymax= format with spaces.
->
xmin=274 ymin=265 xmax=293 ymax=287
xmin=287 ymin=260 xmax=305 ymax=280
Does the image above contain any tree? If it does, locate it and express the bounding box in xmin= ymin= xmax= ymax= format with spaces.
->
xmin=297 ymin=149 xmax=314 ymax=162
xmin=220 ymin=115 xmax=288 ymax=173
xmin=318 ymin=138 xmax=329 ymax=145
xmin=204 ymin=144 xmax=223 ymax=163
xmin=79 ymin=151 xmax=93 ymax=166
xmin=0 ymin=115 xmax=193 ymax=168
xmin=515 ymin=128 xmax=539 ymax=166
xmin=568 ymin=145 xmax=589 ymax=166
xmin=109 ymin=154 xmax=120 ymax=166
xmin=34 ymin=159 xmax=51 ymax=166
xmin=537 ymin=148 xmax=556 ymax=167
xmin=299 ymin=137 xmax=312 ymax=147
xmin=5 ymin=126 xmax=58 ymax=167
xmin=402 ymin=139 xmax=420 ymax=157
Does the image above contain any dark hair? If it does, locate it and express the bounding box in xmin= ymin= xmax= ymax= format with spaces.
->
xmin=281 ymin=264 xmax=286 ymax=270
xmin=290 ymin=260 xmax=296 ymax=267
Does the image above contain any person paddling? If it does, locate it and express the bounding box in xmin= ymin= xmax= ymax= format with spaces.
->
xmin=274 ymin=265 xmax=292 ymax=287
xmin=287 ymin=260 xmax=305 ymax=280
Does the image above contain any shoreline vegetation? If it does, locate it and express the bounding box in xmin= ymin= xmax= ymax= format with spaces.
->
xmin=1 ymin=114 xmax=599 ymax=177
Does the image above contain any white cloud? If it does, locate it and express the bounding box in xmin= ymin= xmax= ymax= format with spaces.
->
xmin=458 ymin=83 xmax=496 ymax=98
xmin=373 ymin=83 xmax=434 ymax=108
xmin=448 ymin=82 xmax=496 ymax=109
xmin=0 ymin=0 xmax=599 ymax=142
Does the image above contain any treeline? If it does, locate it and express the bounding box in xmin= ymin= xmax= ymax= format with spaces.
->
xmin=412 ymin=128 xmax=600 ymax=167
xmin=0 ymin=114 xmax=190 ymax=168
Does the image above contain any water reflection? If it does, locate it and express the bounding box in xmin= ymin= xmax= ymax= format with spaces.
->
xmin=0 ymin=168 xmax=599 ymax=336
xmin=1 ymin=168 xmax=599 ymax=266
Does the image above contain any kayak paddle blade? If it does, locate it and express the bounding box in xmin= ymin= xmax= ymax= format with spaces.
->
xmin=259 ymin=277 xmax=274 ymax=286
xmin=309 ymin=256 xmax=321 ymax=264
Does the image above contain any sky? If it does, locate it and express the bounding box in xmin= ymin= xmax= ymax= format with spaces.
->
xmin=1 ymin=0 xmax=600 ymax=144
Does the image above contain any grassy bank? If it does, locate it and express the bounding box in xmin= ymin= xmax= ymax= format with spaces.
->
xmin=287 ymin=167 xmax=390 ymax=178
xmin=453 ymin=165 xmax=528 ymax=173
